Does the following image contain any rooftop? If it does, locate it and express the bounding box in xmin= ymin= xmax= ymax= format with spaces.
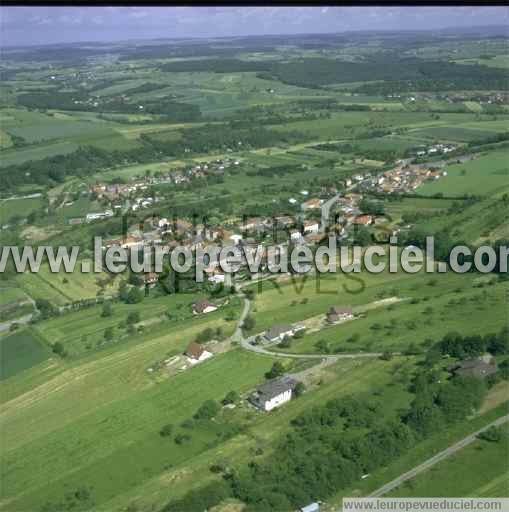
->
xmin=251 ymin=375 xmax=298 ymax=403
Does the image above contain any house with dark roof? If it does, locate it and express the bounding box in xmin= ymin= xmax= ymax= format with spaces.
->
xmin=249 ymin=375 xmax=299 ymax=411
xmin=449 ymin=355 xmax=498 ymax=379
xmin=264 ymin=324 xmax=295 ymax=343
xmin=184 ymin=341 xmax=213 ymax=365
xmin=326 ymin=306 xmax=353 ymax=323
xmin=192 ymin=299 xmax=218 ymax=315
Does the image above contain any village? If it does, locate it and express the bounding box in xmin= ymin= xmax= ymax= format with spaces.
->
xmin=84 ymin=151 xmax=455 ymax=280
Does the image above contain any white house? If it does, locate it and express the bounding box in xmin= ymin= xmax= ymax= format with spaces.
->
xmin=290 ymin=229 xmax=303 ymax=242
xmin=303 ymin=220 xmax=320 ymax=234
xmin=248 ymin=376 xmax=299 ymax=412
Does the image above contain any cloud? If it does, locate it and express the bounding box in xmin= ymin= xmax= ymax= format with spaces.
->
xmin=128 ymin=10 xmax=149 ymax=19
xmin=1 ymin=6 xmax=508 ymax=47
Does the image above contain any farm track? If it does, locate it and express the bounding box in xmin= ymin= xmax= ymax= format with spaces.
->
xmin=367 ymin=414 xmax=509 ymax=498
xmin=233 ymin=290 xmax=396 ymax=361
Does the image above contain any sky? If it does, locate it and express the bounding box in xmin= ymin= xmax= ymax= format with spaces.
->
xmin=1 ymin=6 xmax=508 ymax=47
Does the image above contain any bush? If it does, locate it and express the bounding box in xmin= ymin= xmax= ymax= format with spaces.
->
xmin=126 ymin=287 xmax=143 ymax=304
xmin=293 ymin=382 xmax=305 ymax=397
xmin=127 ymin=311 xmax=141 ymax=324
xmin=265 ymin=361 xmax=285 ymax=379
xmin=52 ymin=341 xmax=67 ymax=357
xmin=242 ymin=315 xmax=256 ymax=331
xmin=160 ymin=424 xmax=174 ymax=437
xmin=222 ymin=390 xmax=240 ymax=405
xmin=174 ymin=433 xmax=192 ymax=445
xmin=101 ymin=301 xmax=113 ymax=317
xmin=194 ymin=400 xmax=221 ymax=420
xmin=477 ymin=426 xmax=503 ymax=443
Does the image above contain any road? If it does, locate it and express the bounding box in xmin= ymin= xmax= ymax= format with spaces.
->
xmin=0 ymin=313 xmax=34 ymax=333
xmin=233 ymin=290 xmax=387 ymax=361
xmin=367 ymin=413 xmax=509 ymax=498
xmin=0 ymin=296 xmax=38 ymax=333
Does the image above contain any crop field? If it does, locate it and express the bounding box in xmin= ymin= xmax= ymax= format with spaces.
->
xmin=383 ymin=197 xmax=456 ymax=223
xmin=17 ymin=262 xmax=120 ymax=306
xmin=0 ymin=329 xmax=51 ymax=380
xmin=274 ymin=279 xmax=508 ymax=354
xmin=389 ymin=425 xmax=509 ymax=497
xmin=246 ymin=262 xmax=491 ymax=333
xmin=0 ymin=346 xmax=276 ymax=511
xmin=410 ymin=126 xmax=503 ymax=142
xmin=99 ymin=356 xmax=415 ymax=511
xmin=419 ymin=150 xmax=509 ymax=197
xmin=0 ymin=140 xmax=79 ymax=167
xmin=0 ymin=286 xmax=30 ymax=307
xmin=33 ymin=292 xmax=237 ymax=358
xmin=0 ymin=129 xmax=13 ymax=149
xmin=0 ymin=196 xmax=44 ymax=224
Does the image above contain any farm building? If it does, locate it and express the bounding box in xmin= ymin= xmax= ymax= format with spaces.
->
xmin=249 ymin=375 xmax=299 ymax=412
xmin=192 ymin=299 xmax=218 ymax=315
xmin=448 ymin=354 xmax=498 ymax=379
xmin=264 ymin=324 xmax=295 ymax=343
xmin=326 ymin=306 xmax=354 ymax=323
xmin=184 ymin=341 xmax=213 ymax=365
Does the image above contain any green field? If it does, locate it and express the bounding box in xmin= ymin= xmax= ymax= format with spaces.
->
xmin=16 ymin=261 xmax=122 ymax=306
xmin=0 ymin=196 xmax=44 ymax=224
xmin=275 ymin=279 xmax=508 ymax=355
xmin=0 ymin=329 xmax=50 ymax=380
xmin=0 ymin=140 xmax=79 ymax=167
xmin=390 ymin=425 xmax=509 ymax=497
xmin=419 ymin=150 xmax=509 ymax=197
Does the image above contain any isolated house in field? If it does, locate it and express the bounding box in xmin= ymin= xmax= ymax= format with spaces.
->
xmin=184 ymin=341 xmax=213 ymax=365
xmin=264 ymin=324 xmax=295 ymax=343
xmin=326 ymin=306 xmax=353 ymax=324
xmin=249 ymin=375 xmax=299 ymax=412
xmin=449 ymin=355 xmax=498 ymax=379
xmin=192 ymin=299 xmax=218 ymax=315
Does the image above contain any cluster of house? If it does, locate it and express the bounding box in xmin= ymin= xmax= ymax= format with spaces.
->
xmin=83 ymin=157 xmax=241 ymax=218
xmin=415 ymin=143 xmax=456 ymax=157
xmin=363 ymin=163 xmax=446 ymax=194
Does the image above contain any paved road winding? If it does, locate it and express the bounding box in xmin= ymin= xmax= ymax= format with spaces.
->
xmin=233 ymin=290 xmax=387 ymax=360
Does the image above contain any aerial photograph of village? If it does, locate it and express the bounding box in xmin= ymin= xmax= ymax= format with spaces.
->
xmin=0 ymin=5 xmax=508 ymax=512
